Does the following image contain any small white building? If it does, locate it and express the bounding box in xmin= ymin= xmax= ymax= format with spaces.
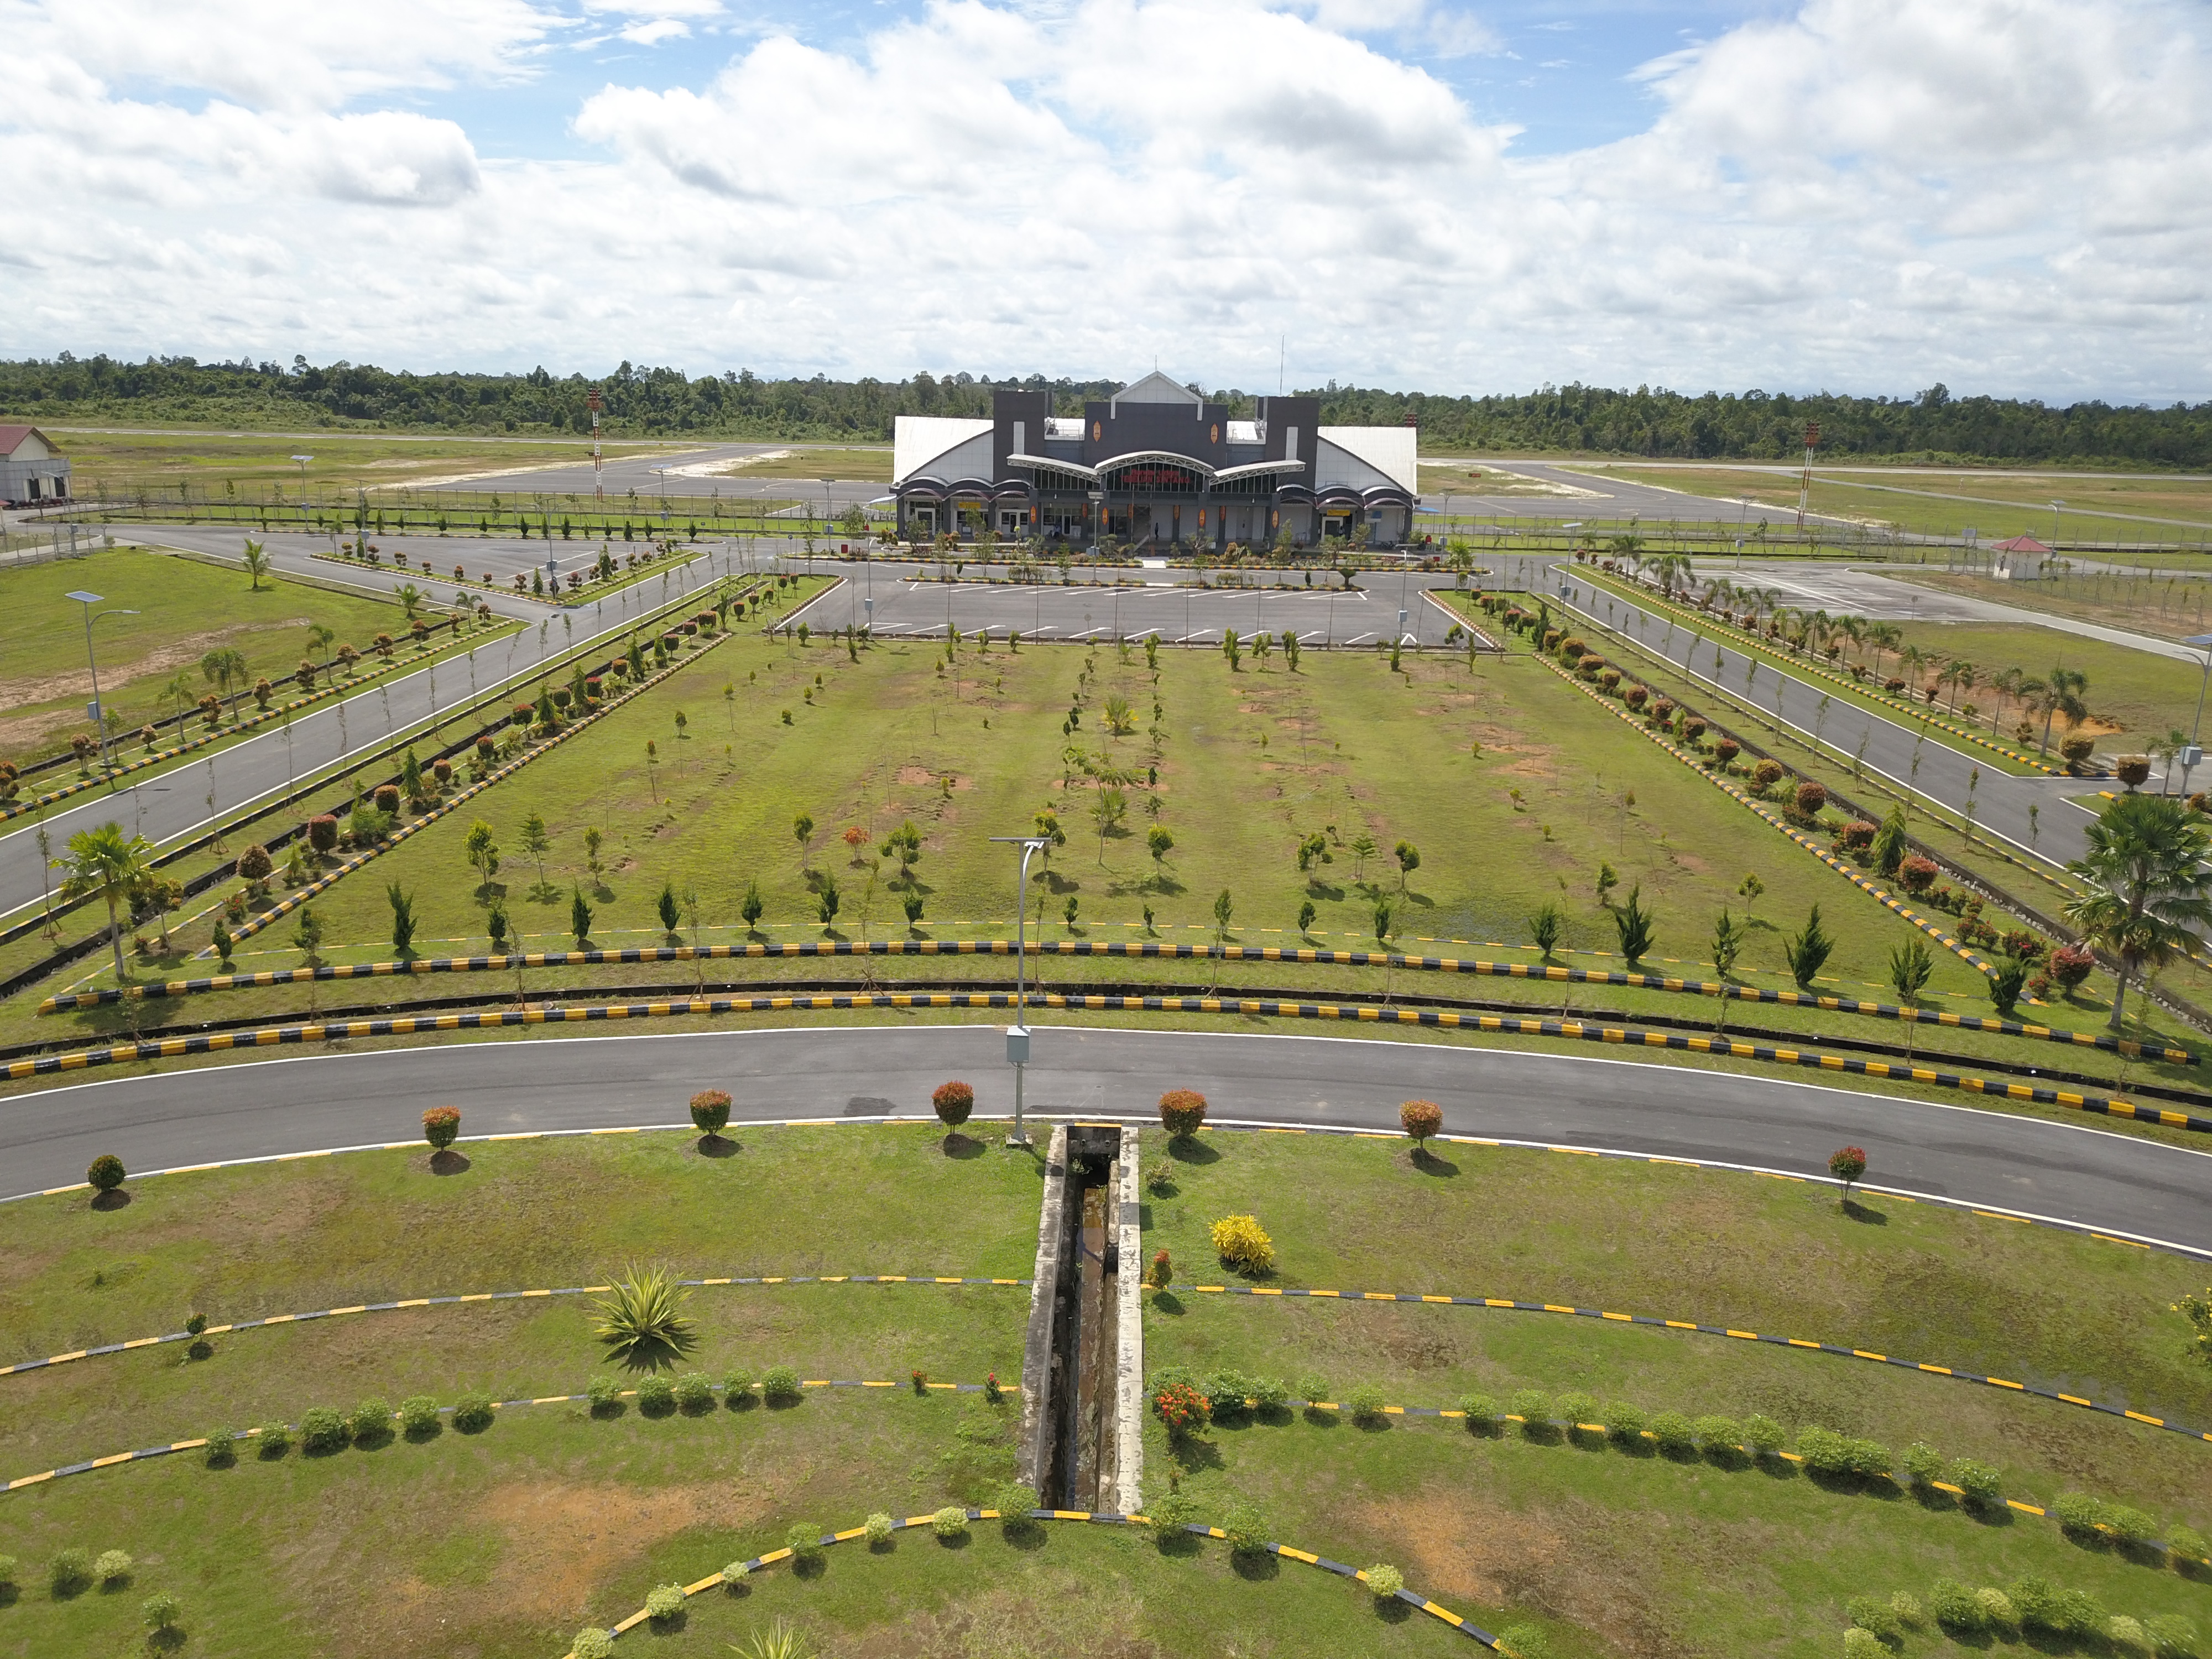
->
xmin=0 ymin=426 xmax=71 ymax=507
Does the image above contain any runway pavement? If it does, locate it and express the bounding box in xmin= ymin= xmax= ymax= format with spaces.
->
xmin=421 ymin=441 xmax=891 ymax=513
xmin=6 ymin=1025 xmax=2206 ymax=1251
xmin=1425 ymin=462 xmax=1854 ymax=529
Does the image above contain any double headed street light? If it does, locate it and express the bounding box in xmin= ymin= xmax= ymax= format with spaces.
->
xmin=989 ymin=834 xmax=1053 ymax=1146
xmin=66 ymin=590 xmax=139 ymax=772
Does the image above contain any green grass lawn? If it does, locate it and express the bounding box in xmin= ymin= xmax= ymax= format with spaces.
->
xmin=1878 ymin=620 xmax=2207 ymax=749
xmin=21 ymin=605 xmax=2210 ymax=1103
xmin=1888 ymin=568 xmax=2212 ymax=646
xmin=73 ymin=626 xmax=2008 ymax=999
xmin=1 ymin=1127 xmax=2204 ymax=1659
xmin=1140 ymin=1128 xmax=2212 ymax=1658
xmin=38 ymin=429 xmax=690 ymax=495
xmin=0 ymin=545 xmax=509 ymax=769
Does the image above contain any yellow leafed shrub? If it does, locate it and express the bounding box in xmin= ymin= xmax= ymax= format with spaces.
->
xmin=1211 ymin=1214 xmax=1275 ymax=1274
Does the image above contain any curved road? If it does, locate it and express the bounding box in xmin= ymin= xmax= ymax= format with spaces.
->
xmin=6 ymin=1025 xmax=2206 ymax=1253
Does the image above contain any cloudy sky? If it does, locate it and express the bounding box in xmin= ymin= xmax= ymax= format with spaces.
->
xmin=5 ymin=0 xmax=2208 ymax=400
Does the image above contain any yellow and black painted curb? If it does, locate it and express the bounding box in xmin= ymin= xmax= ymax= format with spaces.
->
xmin=0 ymin=1272 xmax=1027 ymax=1380
xmin=1540 ymin=652 xmax=2019 ymax=979
xmin=1242 ymin=1397 xmax=2212 ymax=1563
xmin=219 ymin=631 xmax=730 ymax=951
xmin=576 ymin=1510 xmax=1516 ymax=1655
xmin=12 ymin=989 xmax=2203 ymax=1136
xmin=1167 ymin=1283 xmax=2212 ymax=1446
xmin=0 ymin=645 xmax=445 ymax=825
xmin=41 ymin=937 xmax=2192 ymax=1065
xmin=11 ymin=1370 xmax=2201 ymax=1595
xmin=2 ymin=1374 xmax=1013 ymax=1498
xmin=1570 ymin=570 xmax=2081 ymax=776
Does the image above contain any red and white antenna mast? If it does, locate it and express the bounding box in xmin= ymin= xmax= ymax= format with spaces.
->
xmin=588 ymin=384 xmax=604 ymax=503
xmin=1795 ymin=421 xmax=1819 ymax=529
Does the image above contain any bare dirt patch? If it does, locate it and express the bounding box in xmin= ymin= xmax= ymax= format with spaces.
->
xmin=0 ymin=619 xmax=308 ymax=712
xmin=1378 ymin=1489 xmax=1692 ymax=1659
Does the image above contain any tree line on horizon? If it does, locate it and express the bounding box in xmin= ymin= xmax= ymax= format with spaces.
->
xmin=4 ymin=353 xmax=2208 ymax=466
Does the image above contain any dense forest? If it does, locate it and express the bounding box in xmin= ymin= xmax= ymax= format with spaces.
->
xmin=4 ymin=353 xmax=2208 ymax=466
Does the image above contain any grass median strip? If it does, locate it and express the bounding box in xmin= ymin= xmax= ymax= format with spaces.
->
xmin=0 ymin=1272 xmax=1028 ymax=1379
xmin=1163 ymin=1282 xmax=2212 ymax=1446
xmin=2 ymin=1375 xmax=1017 ymax=1498
xmin=40 ymin=937 xmax=2193 ymax=1065
xmin=1571 ymin=567 xmax=2075 ymax=775
xmin=1536 ymin=648 xmax=2013 ymax=977
xmin=567 ymin=1507 xmax=1515 ymax=1656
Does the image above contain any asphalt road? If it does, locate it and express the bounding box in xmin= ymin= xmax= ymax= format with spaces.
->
xmin=6 ymin=1025 xmax=2205 ymax=1252
xmin=0 ymin=531 xmax=735 ymax=923
xmin=1490 ymin=556 xmax=2110 ymax=869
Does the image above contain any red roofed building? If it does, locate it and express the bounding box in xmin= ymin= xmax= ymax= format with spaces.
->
xmin=0 ymin=425 xmax=70 ymax=506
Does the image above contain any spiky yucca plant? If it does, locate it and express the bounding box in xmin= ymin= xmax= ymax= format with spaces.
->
xmin=592 ymin=1263 xmax=697 ymax=1361
xmin=728 ymin=1619 xmax=813 ymax=1659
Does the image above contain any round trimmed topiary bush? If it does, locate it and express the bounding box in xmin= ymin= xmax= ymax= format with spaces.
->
xmin=688 ymin=1089 xmax=731 ymax=1136
xmin=1364 ymin=1563 xmax=1405 ymax=1600
xmin=1159 ymin=1088 xmax=1207 ymax=1138
xmin=932 ymin=1079 xmax=974 ymax=1131
xmin=644 ymin=1582 xmax=686 ymax=1622
xmin=571 ymin=1630 xmax=615 ymax=1659
xmin=86 ymin=1154 xmax=126 ymax=1194
xmin=421 ymin=1106 xmax=461 ymax=1151
xmin=931 ymin=1505 xmax=969 ymax=1538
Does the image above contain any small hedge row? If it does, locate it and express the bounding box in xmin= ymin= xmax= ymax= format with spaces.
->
xmin=585 ymin=1366 xmax=809 ymax=1417
xmin=204 ymin=1391 xmax=495 ymax=1462
xmin=1146 ymin=1373 xmax=2205 ymax=1571
xmin=1844 ymin=1582 xmax=2199 ymax=1655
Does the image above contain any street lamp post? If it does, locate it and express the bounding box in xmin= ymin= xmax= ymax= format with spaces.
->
xmin=2051 ymin=499 xmax=2065 ymax=550
xmin=989 ymin=834 xmax=1052 ymax=1146
xmin=65 ymin=590 xmax=139 ymax=772
xmin=291 ymin=456 xmax=313 ymax=531
xmin=2182 ymin=633 xmax=2212 ymax=795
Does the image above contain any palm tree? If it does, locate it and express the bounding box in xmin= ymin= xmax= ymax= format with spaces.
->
xmin=53 ymin=822 xmax=155 ymax=981
xmin=241 ymin=538 xmax=272 ymax=590
xmin=306 ymin=623 xmax=336 ymax=669
xmin=1986 ymin=666 xmax=2024 ymax=734
xmin=1865 ymin=622 xmax=1902 ymax=678
xmin=2151 ymin=727 xmax=2190 ymax=794
xmin=2063 ymin=794 xmax=2212 ymax=1030
xmin=2036 ymin=667 xmax=2090 ymax=756
xmin=160 ymin=671 xmax=196 ymax=731
xmin=393 ymin=582 xmax=425 ymax=624
xmin=1834 ymin=614 xmax=1865 ymax=664
xmin=1942 ymin=658 xmax=1976 ymax=712
xmin=1897 ymin=643 xmax=1926 ymax=697
xmin=200 ymin=646 xmax=249 ymax=718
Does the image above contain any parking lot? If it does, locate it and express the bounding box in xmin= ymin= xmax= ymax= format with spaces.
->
xmin=794 ymin=575 xmax=1473 ymax=647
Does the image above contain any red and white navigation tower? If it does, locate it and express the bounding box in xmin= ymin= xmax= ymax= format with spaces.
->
xmin=588 ymin=385 xmax=604 ymax=503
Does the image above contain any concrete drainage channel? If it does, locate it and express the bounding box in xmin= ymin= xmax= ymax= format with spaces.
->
xmin=1018 ymin=1124 xmax=1144 ymax=1513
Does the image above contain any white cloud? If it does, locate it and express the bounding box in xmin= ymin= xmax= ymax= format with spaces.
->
xmin=617 ymin=18 xmax=692 ymax=45
xmin=0 ymin=0 xmax=2206 ymax=399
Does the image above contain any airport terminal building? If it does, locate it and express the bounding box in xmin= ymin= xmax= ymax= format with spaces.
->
xmin=891 ymin=373 xmax=1417 ymax=550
